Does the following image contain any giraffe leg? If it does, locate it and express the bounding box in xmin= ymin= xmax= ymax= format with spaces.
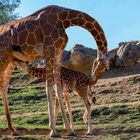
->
xmin=44 ymin=35 xmax=73 ymax=136
xmin=84 ymin=101 xmax=93 ymax=135
xmin=54 ymin=64 xmax=74 ymax=136
xmin=54 ymin=79 xmax=71 ymax=131
xmin=0 ymin=90 xmax=18 ymax=136
xmin=76 ymin=86 xmax=92 ymax=130
xmin=76 ymin=85 xmax=93 ymax=135
xmin=83 ymin=109 xmax=88 ymax=124
xmin=63 ymin=91 xmax=74 ymax=132
xmin=83 ymin=92 xmax=95 ymax=125
xmin=0 ymin=62 xmax=18 ymax=136
xmin=54 ymin=92 xmax=76 ymax=136
xmin=54 ymin=97 xmax=60 ymax=126
xmin=46 ymin=76 xmax=61 ymax=137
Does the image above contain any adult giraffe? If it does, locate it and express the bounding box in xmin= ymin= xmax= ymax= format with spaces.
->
xmin=0 ymin=5 xmax=109 ymax=137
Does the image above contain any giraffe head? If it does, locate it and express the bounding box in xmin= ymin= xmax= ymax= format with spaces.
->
xmin=91 ymin=55 xmax=110 ymax=83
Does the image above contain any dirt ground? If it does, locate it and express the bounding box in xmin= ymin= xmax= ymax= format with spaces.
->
xmin=1 ymin=128 xmax=140 ymax=140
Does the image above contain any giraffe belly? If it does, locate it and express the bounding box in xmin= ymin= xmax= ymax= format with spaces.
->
xmin=63 ymin=81 xmax=76 ymax=93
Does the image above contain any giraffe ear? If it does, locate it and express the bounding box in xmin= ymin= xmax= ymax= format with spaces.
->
xmin=9 ymin=25 xmax=14 ymax=36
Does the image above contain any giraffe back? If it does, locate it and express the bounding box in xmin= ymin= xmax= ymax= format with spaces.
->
xmin=61 ymin=66 xmax=90 ymax=93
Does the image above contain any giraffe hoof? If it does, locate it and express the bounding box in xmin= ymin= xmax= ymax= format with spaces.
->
xmin=68 ymin=131 xmax=77 ymax=137
xmin=11 ymin=131 xmax=19 ymax=136
xmin=86 ymin=130 xmax=94 ymax=136
xmin=49 ymin=130 xmax=61 ymax=138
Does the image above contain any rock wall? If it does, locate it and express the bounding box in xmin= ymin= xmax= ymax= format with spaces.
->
xmin=62 ymin=44 xmax=97 ymax=75
xmin=115 ymin=41 xmax=140 ymax=66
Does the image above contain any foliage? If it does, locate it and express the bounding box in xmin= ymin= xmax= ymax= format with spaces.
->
xmin=0 ymin=0 xmax=20 ymax=25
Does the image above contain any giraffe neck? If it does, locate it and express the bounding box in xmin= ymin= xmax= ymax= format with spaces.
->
xmin=29 ymin=5 xmax=108 ymax=57
xmin=27 ymin=66 xmax=46 ymax=79
xmin=58 ymin=6 xmax=108 ymax=57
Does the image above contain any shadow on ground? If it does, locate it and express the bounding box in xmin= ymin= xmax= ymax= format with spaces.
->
xmin=1 ymin=128 xmax=140 ymax=140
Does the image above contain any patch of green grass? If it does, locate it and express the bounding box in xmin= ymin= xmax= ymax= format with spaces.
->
xmin=1 ymin=88 xmax=140 ymax=129
xmin=1 ymin=104 xmax=140 ymax=134
xmin=7 ymin=87 xmax=48 ymax=114
xmin=1 ymin=71 xmax=140 ymax=139
xmin=110 ymin=105 xmax=129 ymax=115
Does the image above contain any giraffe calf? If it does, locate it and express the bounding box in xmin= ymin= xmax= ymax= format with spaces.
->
xmin=55 ymin=65 xmax=97 ymax=134
xmin=15 ymin=60 xmax=97 ymax=135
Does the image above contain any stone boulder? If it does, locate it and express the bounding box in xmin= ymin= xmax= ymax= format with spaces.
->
xmin=108 ymin=47 xmax=118 ymax=57
xmin=62 ymin=44 xmax=97 ymax=75
xmin=115 ymin=41 xmax=140 ymax=66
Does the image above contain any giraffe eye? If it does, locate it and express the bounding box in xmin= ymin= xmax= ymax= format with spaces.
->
xmin=12 ymin=45 xmax=22 ymax=52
